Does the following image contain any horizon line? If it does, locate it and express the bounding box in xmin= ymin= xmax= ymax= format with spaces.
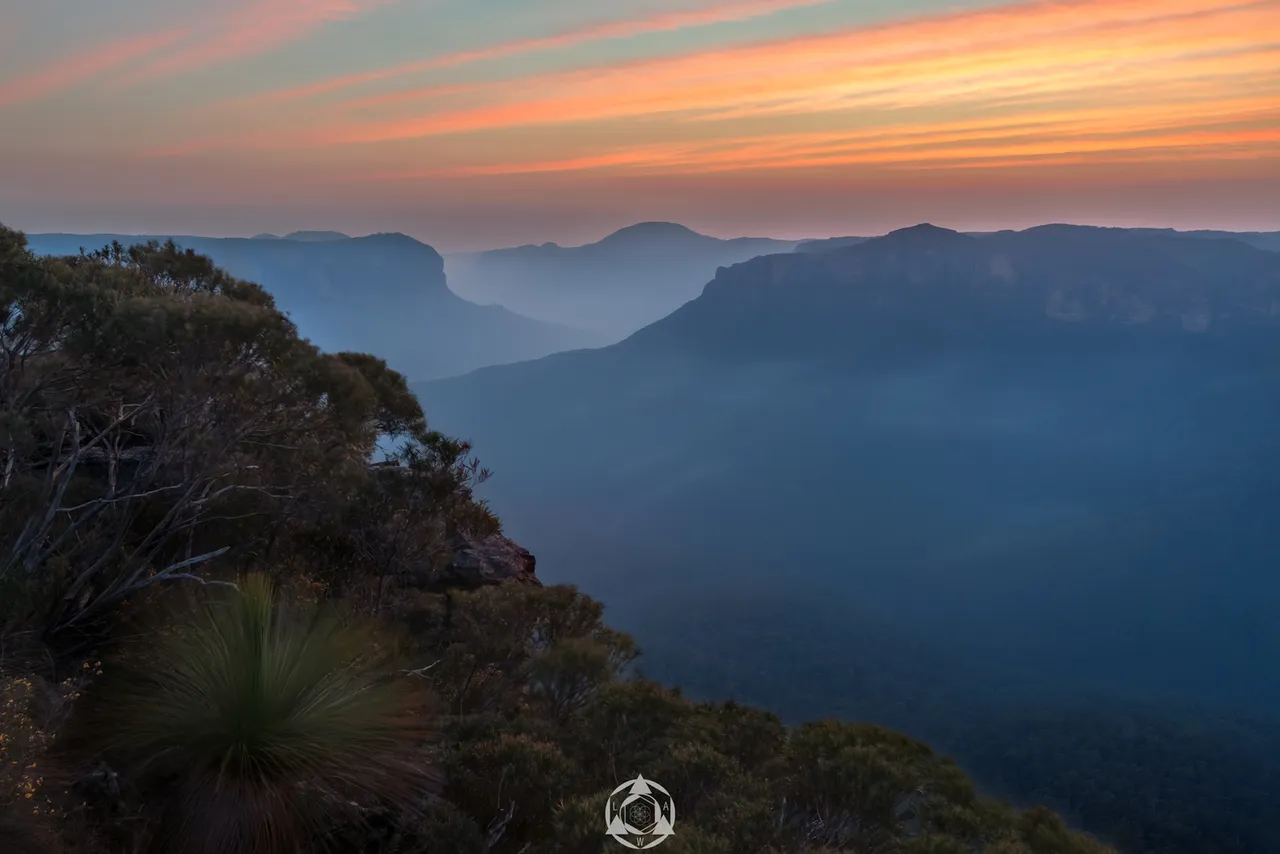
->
xmin=13 ymin=218 xmax=1280 ymax=253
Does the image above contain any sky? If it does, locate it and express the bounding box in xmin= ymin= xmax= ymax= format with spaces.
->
xmin=1 ymin=0 xmax=1277 ymax=250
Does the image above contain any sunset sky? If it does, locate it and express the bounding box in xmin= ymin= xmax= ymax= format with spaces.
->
xmin=2 ymin=0 xmax=1277 ymax=250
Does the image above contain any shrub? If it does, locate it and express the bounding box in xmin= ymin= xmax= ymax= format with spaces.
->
xmin=65 ymin=575 xmax=433 ymax=854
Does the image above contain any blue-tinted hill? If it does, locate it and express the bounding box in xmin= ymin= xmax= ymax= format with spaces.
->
xmin=445 ymin=221 xmax=797 ymax=340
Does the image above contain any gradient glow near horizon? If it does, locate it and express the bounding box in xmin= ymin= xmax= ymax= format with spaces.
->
xmin=1 ymin=0 xmax=1277 ymax=249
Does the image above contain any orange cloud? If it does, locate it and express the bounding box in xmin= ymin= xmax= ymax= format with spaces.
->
xmin=0 ymin=29 xmax=187 ymax=109
xmin=237 ymin=0 xmax=837 ymax=105
xmin=112 ymin=0 xmax=395 ymax=87
xmin=318 ymin=0 xmax=1278 ymax=144
xmin=374 ymin=95 xmax=1280 ymax=178
xmin=146 ymin=0 xmax=1280 ymax=190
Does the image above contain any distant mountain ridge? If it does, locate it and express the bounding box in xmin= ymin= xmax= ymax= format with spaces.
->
xmin=24 ymin=231 xmax=601 ymax=381
xmin=797 ymin=225 xmax=1280 ymax=255
xmin=1109 ymin=226 xmax=1280 ymax=253
xmin=449 ymin=220 xmax=1276 ymax=341
xmin=793 ymin=235 xmax=874 ymax=252
xmin=445 ymin=221 xmax=798 ymax=340
xmin=643 ymin=223 xmax=1280 ymax=357
xmin=281 ymin=229 xmax=350 ymax=241
xmin=247 ymin=230 xmax=353 ymax=241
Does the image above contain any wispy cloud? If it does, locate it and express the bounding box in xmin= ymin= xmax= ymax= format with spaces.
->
xmin=367 ymin=94 xmax=1280 ymax=178
xmin=313 ymin=0 xmax=1278 ymax=145
xmin=112 ymin=0 xmax=397 ymax=87
xmin=237 ymin=0 xmax=836 ymax=105
xmin=0 ymin=29 xmax=187 ymax=109
xmin=143 ymin=0 xmax=1280 ymax=184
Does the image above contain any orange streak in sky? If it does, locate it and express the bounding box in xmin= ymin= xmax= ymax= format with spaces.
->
xmin=236 ymin=0 xmax=836 ymax=105
xmin=687 ymin=126 xmax=1280 ymax=173
xmin=144 ymin=0 xmax=1280 ymax=187
xmin=388 ymin=95 xmax=1280 ymax=177
xmin=0 ymin=29 xmax=187 ymax=108
xmin=321 ymin=0 xmax=1278 ymax=144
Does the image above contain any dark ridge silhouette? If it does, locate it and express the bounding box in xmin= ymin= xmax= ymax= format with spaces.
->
xmin=801 ymin=225 xmax=1280 ymax=254
xmin=794 ymin=234 xmax=873 ymax=252
xmin=596 ymin=220 xmax=706 ymax=244
xmin=282 ymin=229 xmax=351 ymax=241
xmin=875 ymin=222 xmax=974 ymax=246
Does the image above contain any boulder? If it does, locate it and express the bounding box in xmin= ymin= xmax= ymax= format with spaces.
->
xmin=413 ymin=531 xmax=540 ymax=591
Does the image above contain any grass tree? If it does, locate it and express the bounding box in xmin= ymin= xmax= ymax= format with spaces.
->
xmin=67 ymin=574 xmax=434 ymax=854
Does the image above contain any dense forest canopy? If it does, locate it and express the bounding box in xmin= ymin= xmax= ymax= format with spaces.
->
xmin=0 ymin=224 xmax=1111 ymax=853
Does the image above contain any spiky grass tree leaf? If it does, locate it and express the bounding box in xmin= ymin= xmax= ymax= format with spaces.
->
xmin=68 ymin=574 xmax=435 ymax=854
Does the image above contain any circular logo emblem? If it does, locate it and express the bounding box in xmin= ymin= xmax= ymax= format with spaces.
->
xmin=604 ymin=774 xmax=676 ymax=849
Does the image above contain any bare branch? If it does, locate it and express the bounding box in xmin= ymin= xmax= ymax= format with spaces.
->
xmin=485 ymin=800 xmax=517 ymax=850
xmin=154 ymin=573 xmax=240 ymax=591
xmin=397 ymin=660 xmax=443 ymax=679
xmin=56 ymin=483 xmax=188 ymax=512
xmin=191 ymin=483 xmax=291 ymax=507
xmin=152 ymin=546 xmax=232 ymax=578
xmin=59 ymin=546 xmax=233 ymax=631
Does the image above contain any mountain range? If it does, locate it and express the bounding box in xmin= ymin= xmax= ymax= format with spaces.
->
xmin=1079 ymin=227 xmax=1280 ymax=253
xmin=251 ymin=230 xmax=352 ymax=241
xmin=419 ymin=222 xmax=1280 ymax=700
xmin=795 ymin=226 xmax=1280 ymax=254
xmin=415 ymin=223 xmax=1280 ymax=853
xmin=24 ymin=230 xmax=601 ymax=381
xmin=444 ymin=220 xmax=797 ymax=340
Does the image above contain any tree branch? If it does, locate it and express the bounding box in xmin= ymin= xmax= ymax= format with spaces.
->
xmin=485 ymin=800 xmax=517 ymax=850
xmin=398 ymin=660 xmax=442 ymax=679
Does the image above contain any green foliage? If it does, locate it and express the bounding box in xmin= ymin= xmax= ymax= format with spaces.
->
xmin=0 ymin=225 xmax=495 ymax=643
xmin=411 ymin=584 xmax=635 ymax=718
xmin=64 ymin=575 xmax=431 ymax=854
xmin=653 ymin=824 xmax=735 ymax=854
xmin=415 ymin=585 xmax=1114 ymax=854
xmin=384 ymin=798 xmax=487 ymax=854
xmin=444 ymin=733 xmax=577 ymax=848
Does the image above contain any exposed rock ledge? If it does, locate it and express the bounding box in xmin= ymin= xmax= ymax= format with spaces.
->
xmin=409 ymin=530 xmax=540 ymax=591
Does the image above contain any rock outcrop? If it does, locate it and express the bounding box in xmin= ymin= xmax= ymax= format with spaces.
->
xmin=409 ymin=530 xmax=540 ymax=591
